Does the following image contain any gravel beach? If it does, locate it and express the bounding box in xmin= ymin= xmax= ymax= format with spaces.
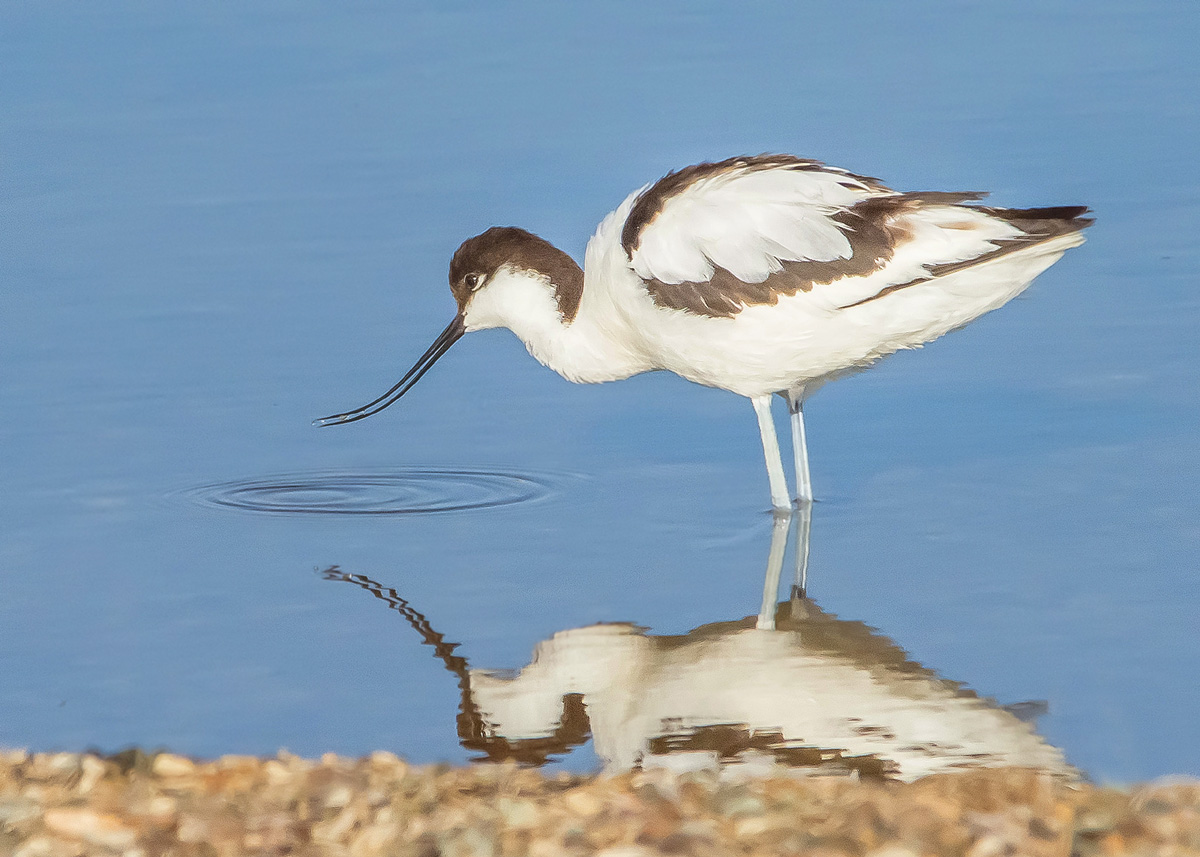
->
xmin=2 ymin=749 xmax=1198 ymax=856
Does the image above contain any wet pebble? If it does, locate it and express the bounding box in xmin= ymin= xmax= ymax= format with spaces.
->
xmin=42 ymin=806 xmax=137 ymax=850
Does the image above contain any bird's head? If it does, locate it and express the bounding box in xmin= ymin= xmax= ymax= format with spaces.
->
xmin=449 ymin=226 xmax=583 ymax=333
xmin=314 ymin=226 xmax=581 ymax=427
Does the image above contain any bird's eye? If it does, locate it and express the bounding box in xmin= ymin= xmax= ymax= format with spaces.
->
xmin=465 ymin=273 xmax=481 ymax=290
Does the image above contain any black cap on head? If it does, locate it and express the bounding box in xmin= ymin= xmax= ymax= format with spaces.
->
xmin=449 ymin=227 xmax=584 ymax=321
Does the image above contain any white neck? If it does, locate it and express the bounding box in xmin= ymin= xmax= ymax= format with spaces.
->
xmin=462 ymin=266 xmax=651 ymax=384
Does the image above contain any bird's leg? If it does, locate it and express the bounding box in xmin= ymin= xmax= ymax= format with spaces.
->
xmin=752 ymin=395 xmax=791 ymax=511
xmin=790 ymin=496 xmax=811 ymax=601
xmin=787 ymin=395 xmax=813 ymax=503
xmin=756 ymin=508 xmax=792 ymax=630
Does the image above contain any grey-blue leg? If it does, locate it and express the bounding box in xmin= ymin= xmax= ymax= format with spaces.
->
xmin=752 ymin=395 xmax=791 ymax=510
xmin=787 ymin=395 xmax=813 ymax=503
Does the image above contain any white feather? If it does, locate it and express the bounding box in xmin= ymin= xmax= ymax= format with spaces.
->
xmin=629 ymin=164 xmax=881 ymax=285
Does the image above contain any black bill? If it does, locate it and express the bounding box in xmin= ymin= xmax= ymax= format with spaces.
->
xmin=313 ymin=314 xmax=466 ymax=427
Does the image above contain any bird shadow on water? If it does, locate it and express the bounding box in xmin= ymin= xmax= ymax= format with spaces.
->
xmin=320 ymin=505 xmax=1073 ymax=782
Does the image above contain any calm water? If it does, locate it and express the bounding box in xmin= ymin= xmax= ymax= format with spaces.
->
xmin=3 ymin=3 xmax=1198 ymax=782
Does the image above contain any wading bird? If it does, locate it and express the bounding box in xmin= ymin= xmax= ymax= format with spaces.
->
xmin=318 ymin=155 xmax=1091 ymax=509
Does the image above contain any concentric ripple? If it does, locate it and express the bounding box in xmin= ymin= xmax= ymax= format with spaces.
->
xmin=186 ymin=468 xmax=559 ymax=516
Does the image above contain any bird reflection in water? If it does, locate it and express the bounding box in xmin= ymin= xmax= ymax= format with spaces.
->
xmin=322 ymin=511 xmax=1071 ymax=781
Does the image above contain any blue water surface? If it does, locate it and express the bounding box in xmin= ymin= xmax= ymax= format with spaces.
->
xmin=2 ymin=2 xmax=1197 ymax=782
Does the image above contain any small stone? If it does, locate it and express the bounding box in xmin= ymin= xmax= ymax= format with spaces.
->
xmin=208 ymin=755 xmax=260 ymax=792
xmin=263 ymin=759 xmax=291 ymax=786
xmin=1098 ymin=831 xmax=1127 ymax=855
xmin=106 ymin=748 xmax=154 ymax=775
xmin=43 ymin=807 xmax=137 ymax=850
xmin=176 ymin=813 xmax=210 ymax=844
xmin=313 ymin=803 xmax=359 ymax=844
xmin=46 ymin=754 xmax=81 ymax=775
xmin=436 ymin=825 xmax=497 ymax=857
xmin=965 ymin=835 xmax=1009 ymax=857
xmin=77 ymin=755 xmax=107 ymax=793
xmin=496 ymin=797 xmax=541 ymax=830
xmin=564 ymin=789 xmax=603 ymax=817
xmin=369 ymin=750 xmax=403 ymax=769
xmin=217 ymin=754 xmax=259 ymax=770
xmin=151 ymin=753 xmax=194 ymax=778
xmin=732 ymin=815 xmax=770 ymax=838
xmin=274 ymin=749 xmax=312 ymax=774
xmin=13 ymin=835 xmax=81 ymax=857
xmin=0 ymin=797 xmax=40 ymax=826
xmin=714 ymin=787 xmax=765 ymax=818
xmin=1 ymin=748 xmax=29 ymax=765
xmin=145 ymin=795 xmax=179 ymax=821
xmin=324 ymin=783 xmax=355 ymax=810
xmin=529 ymin=840 xmax=567 ymax=857
xmin=351 ymin=821 xmax=401 ymax=856
xmin=1075 ymin=788 xmax=1127 ymax=833
xmin=243 ymin=832 xmax=265 ymax=849
xmin=637 ymin=804 xmax=682 ymax=842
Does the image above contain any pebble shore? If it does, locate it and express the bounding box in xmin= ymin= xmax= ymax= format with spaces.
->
xmin=3 ymin=749 xmax=1199 ymax=856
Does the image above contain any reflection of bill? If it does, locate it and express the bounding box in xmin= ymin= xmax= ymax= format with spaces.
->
xmin=323 ymin=565 xmax=1072 ymax=781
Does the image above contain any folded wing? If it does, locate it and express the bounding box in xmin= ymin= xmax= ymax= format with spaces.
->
xmin=622 ymin=155 xmax=1092 ymax=318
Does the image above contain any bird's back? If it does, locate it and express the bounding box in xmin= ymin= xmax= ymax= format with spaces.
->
xmin=580 ymin=156 xmax=1090 ymax=398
